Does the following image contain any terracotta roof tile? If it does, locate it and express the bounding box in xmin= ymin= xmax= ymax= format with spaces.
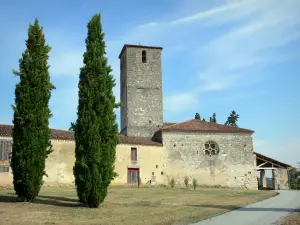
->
xmin=163 ymin=122 xmax=176 ymax=127
xmin=0 ymin=124 xmax=162 ymax=146
xmin=118 ymin=135 xmax=162 ymax=146
xmin=161 ymin=119 xmax=254 ymax=134
xmin=0 ymin=124 xmax=74 ymax=140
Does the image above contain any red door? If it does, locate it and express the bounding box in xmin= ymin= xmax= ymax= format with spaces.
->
xmin=127 ymin=168 xmax=139 ymax=184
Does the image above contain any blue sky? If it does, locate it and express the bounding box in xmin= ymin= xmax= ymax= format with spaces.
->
xmin=0 ymin=0 xmax=299 ymax=166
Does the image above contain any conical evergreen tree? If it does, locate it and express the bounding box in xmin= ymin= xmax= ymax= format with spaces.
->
xmin=11 ymin=19 xmax=55 ymax=201
xmin=73 ymin=14 xmax=118 ymax=208
xmin=209 ymin=113 xmax=217 ymax=123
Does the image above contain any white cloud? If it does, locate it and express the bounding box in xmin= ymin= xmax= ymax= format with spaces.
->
xmin=164 ymin=92 xmax=198 ymax=113
xmin=170 ymin=0 xmax=261 ymax=26
xmin=196 ymin=0 xmax=300 ymax=91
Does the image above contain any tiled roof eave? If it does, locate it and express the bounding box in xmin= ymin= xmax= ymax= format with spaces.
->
xmin=161 ymin=129 xmax=254 ymax=134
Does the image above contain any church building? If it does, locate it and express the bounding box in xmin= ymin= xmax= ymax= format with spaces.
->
xmin=0 ymin=44 xmax=291 ymax=190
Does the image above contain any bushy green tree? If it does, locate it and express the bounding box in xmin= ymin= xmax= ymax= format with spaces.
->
xmin=184 ymin=176 xmax=189 ymax=188
xmin=11 ymin=19 xmax=55 ymax=201
xmin=192 ymin=178 xmax=197 ymax=190
xmin=289 ymin=166 xmax=300 ymax=189
xmin=195 ymin=113 xmax=200 ymax=120
xmin=209 ymin=113 xmax=217 ymax=123
xmin=225 ymin=110 xmax=239 ymax=127
xmin=73 ymin=14 xmax=118 ymax=208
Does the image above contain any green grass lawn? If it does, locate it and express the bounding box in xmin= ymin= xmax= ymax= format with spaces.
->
xmin=0 ymin=187 xmax=276 ymax=225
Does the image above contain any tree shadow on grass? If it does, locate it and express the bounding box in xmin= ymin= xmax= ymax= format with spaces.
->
xmin=186 ymin=204 xmax=300 ymax=212
xmin=0 ymin=193 xmax=84 ymax=208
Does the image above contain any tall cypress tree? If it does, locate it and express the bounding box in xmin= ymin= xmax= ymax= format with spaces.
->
xmin=11 ymin=19 xmax=55 ymax=201
xmin=209 ymin=113 xmax=217 ymax=123
xmin=73 ymin=14 xmax=118 ymax=208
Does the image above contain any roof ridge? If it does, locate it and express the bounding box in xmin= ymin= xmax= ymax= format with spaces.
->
xmin=161 ymin=118 xmax=254 ymax=133
xmin=161 ymin=119 xmax=194 ymax=130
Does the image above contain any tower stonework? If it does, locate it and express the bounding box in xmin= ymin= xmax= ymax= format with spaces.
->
xmin=119 ymin=45 xmax=163 ymax=138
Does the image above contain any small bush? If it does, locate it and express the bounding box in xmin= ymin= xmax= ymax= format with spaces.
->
xmin=184 ymin=176 xmax=189 ymax=188
xmin=192 ymin=178 xmax=197 ymax=190
xmin=169 ymin=178 xmax=175 ymax=188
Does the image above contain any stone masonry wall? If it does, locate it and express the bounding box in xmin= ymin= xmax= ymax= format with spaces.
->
xmin=273 ymin=168 xmax=290 ymax=190
xmin=162 ymin=131 xmax=258 ymax=190
xmin=120 ymin=46 xmax=163 ymax=138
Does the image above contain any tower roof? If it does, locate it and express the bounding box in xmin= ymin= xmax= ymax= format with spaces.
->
xmin=118 ymin=44 xmax=163 ymax=58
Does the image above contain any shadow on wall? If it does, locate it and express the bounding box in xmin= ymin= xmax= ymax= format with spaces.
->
xmin=0 ymin=193 xmax=83 ymax=208
xmin=186 ymin=204 xmax=300 ymax=212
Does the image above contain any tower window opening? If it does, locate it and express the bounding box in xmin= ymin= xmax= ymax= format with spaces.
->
xmin=142 ymin=50 xmax=147 ymax=63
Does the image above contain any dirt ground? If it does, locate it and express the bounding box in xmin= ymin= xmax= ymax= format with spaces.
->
xmin=0 ymin=187 xmax=276 ymax=225
xmin=281 ymin=211 xmax=300 ymax=225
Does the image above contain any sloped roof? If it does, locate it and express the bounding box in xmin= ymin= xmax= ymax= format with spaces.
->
xmin=163 ymin=122 xmax=176 ymax=127
xmin=0 ymin=124 xmax=75 ymax=140
xmin=254 ymin=152 xmax=292 ymax=168
xmin=161 ymin=119 xmax=254 ymax=134
xmin=0 ymin=124 xmax=162 ymax=146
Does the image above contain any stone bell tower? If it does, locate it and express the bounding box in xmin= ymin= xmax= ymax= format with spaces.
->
xmin=119 ymin=44 xmax=163 ymax=138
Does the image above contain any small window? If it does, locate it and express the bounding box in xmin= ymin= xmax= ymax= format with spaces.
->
xmin=161 ymin=171 xmax=163 ymax=175
xmin=152 ymin=172 xmax=154 ymax=175
xmin=0 ymin=140 xmax=12 ymax=160
xmin=131 ymin=147 xmax=137 ymax=161
xmin=0 ymin=166 xmax=9 ymax=173
xmin=203 ymin=141 xmax=219 ymax=157
xmin=156 ymin=165 xmax=158 ymax=168
xmin=142 ymin=50 xmax=147 ymax=63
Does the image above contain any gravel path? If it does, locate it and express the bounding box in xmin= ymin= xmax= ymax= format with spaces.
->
xmin=191 ymin=190 xmax=300 ymax=225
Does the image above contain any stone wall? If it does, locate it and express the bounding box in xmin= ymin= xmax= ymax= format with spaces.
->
xmin=162 ymin=131 xmax=258 ymax=190
xmin=120 ymin=46 xmax=163 ymax=138
xmin=273 ymin=168 xmax=290 ymax=190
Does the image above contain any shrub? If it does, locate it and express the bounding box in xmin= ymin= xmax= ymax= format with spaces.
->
xmin=192 ymin=178 xmax=197 ymax=190
xmin=184 ymin=176 xmax=189 ymax=188
xmin=169 ymin=178 xmax=175 ymax=188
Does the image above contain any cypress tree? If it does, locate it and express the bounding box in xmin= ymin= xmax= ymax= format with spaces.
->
xmin=209 ymin=113 xmax=217 ymax=123
xmin=11 ymin=19 xmax=55 ymax=201
xmin=73 ymin=14 xmax=118 ymax=208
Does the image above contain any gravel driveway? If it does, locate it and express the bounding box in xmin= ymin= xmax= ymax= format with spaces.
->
xmin=191 ymin=190 xmax=300 ymax=225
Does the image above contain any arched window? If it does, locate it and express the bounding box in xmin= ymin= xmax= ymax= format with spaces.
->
xmin=203 ymin=141 xmax=219 ymax=157
xmin=142 ymin=50 xmax=147 ymax=63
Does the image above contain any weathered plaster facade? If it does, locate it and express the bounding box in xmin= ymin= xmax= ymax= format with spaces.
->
xmin=114 ymin=144 xmax=164 ymax=186
xmin=162 ymin=132 xmax=258 ymax=189
xmin=0 ymin=136 xmax=164 ymax=188
xmin=119 ymin=45 xmax=163 ymax=138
